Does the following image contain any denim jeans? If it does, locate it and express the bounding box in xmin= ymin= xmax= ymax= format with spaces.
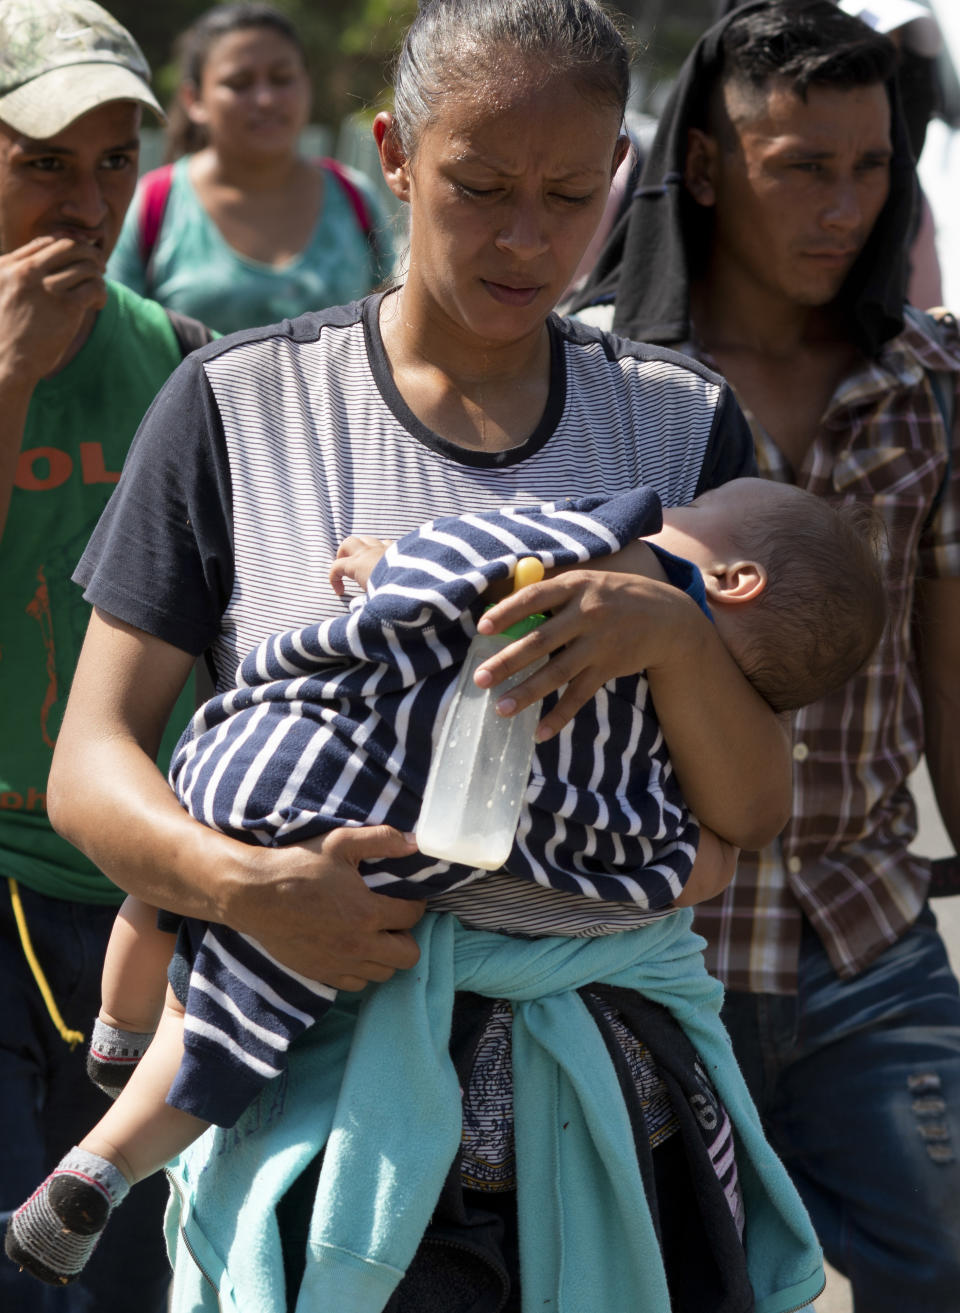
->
xmin=721 ymin=906 xmax=960 ymax=1313
xmin=0 ymin=881 xmax=171 ymax=1313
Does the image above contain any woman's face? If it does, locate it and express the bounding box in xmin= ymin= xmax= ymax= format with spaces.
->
xmin=389 ymin=60 xmax=626 ymax=350
xmin=186 ymin=25 xmax=311 ymax=160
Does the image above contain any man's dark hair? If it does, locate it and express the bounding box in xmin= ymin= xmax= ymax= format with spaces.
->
xmin=720 ymin=0 xmax=897 ymax=100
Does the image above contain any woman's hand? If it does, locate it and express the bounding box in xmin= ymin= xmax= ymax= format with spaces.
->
xmin=474 ymin=568 xmax=702 ymax=741
xmin=229 ymin=825 xmax=426 ymax=990
xmin=472 ymin=567 xmax=791 ymax=850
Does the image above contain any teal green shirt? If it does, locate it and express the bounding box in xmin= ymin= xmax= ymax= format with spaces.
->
xmin=0 ymin=282 xmax=196 ymax=904
xmin=108 ymin=158 xmax=395 ymax=335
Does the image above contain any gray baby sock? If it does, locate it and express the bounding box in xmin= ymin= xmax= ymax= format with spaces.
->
xmin=86 ymin=1018 xmax=154 ymax=1097
xmin=4 ymin=1147 xmax=130 ymax=1286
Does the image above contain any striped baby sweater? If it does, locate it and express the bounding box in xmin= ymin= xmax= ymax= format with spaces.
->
xmin=167 ymin=488 xmax=707 ymax=1124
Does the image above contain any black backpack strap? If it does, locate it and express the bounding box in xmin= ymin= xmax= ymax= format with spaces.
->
xmin=165 ymin=307 xmax=216 ymax=358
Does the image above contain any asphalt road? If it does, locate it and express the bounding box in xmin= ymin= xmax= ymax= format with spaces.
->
xmin=814 ymin=761 xmax=957 ymax=1313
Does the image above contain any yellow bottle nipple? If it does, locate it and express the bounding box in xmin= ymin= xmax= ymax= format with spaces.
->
xmin=513 ymin=556 xmax=545 ymax=592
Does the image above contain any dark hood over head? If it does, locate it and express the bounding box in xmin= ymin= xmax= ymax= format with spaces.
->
xmin=570 ymin=0 xmax=917 ymax=358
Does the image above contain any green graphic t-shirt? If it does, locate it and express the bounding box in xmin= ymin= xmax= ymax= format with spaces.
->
xmin=0 ymin=281 xmax=197 ymax=903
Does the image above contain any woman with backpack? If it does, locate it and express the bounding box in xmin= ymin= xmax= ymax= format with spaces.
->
xmin=107 ymin=3 xmax=392 ymax=335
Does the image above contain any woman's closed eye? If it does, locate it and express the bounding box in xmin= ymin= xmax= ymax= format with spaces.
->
xmin=455 ymin=181 xmax=503 ymax=199
xmin=551 ymin=191 xmax=594 ymax=206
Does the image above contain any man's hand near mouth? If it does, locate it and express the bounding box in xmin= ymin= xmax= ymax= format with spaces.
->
xmin=1 ymin=232 xmax=107 ymax=379
xmin=0 ymin=233 xmax=107 ymax=534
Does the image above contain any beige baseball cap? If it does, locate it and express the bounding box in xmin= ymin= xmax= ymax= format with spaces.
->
xmin=0 ymin=0 xmax=164 ymax=139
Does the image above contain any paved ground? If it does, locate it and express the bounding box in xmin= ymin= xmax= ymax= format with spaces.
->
xmin=813 ymin=761 xmax=957 ymax=1313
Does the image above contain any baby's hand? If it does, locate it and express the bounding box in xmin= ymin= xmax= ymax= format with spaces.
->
xmin=329 ymin=535 xmax=392 ymax=596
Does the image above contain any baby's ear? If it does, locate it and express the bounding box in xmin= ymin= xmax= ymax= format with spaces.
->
xmin=702 ymin=560 xmax=767 ymax=605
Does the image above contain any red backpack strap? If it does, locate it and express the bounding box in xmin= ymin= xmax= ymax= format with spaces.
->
xmin=318 ymin=156 xmax=372 ymax=235
xmin=138 ymin=163 xmax=175 ymax=267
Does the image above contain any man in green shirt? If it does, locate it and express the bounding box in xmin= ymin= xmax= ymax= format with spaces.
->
xmin=0 ymin=4 xmax=203 ymax=1309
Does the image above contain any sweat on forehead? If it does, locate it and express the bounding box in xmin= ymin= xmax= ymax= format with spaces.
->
xmin=432 ymin=50 xmax=569 ymax=118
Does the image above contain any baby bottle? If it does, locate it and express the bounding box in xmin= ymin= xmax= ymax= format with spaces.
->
xmin=416 ymin=557 xmax=547 ymax=870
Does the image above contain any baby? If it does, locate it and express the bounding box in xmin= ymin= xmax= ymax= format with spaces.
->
xmin=6 ymin=477 xmax=886 ymax=1287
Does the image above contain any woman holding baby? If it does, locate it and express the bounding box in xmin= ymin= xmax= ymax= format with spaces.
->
xmin=41 ymin=2 xmax=823 ymax=1310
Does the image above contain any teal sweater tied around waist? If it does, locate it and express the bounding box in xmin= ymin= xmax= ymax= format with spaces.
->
xmin=164 ymin=909 xmax=824 ymax=1313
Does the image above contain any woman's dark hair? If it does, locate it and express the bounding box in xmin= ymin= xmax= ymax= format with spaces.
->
xmin=720 ymin=0 xmax=897 ymax=100
xmin=164 ymin=3 xmax=307 ymax=160
xmin=392 ymin=0 xmax=630 ymax=158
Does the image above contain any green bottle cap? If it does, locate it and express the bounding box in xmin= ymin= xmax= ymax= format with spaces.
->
xmin=501 ymin=612 xmax=547 ymax=640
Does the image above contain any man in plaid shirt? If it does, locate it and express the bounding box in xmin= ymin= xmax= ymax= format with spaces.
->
xmin=571 ymin=1 xmax=960 ymax=1308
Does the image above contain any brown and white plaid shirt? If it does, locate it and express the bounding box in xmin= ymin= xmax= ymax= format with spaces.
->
xmin=691 ymin=311 xmax=960 ymax=994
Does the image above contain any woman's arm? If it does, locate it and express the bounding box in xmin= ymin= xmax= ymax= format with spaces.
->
xmin=48 ymin=608 xmax=425 ymax=989
xmin=473 ymin=570 xmax=791 ymax=851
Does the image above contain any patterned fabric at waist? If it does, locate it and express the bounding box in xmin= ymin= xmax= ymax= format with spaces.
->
xmin=427 ymin=868 xmax=672 ymax=938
